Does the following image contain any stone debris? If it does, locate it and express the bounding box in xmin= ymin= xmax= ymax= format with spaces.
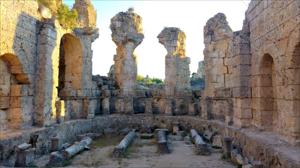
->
xmin=112 ymin=130 xmax=136 ymax=158
xmin=231 ymin=149 xmax=245 ymax=166
xmin=190 ymin=129 xmax=211 ymax=155
xmin=156 ymin=129 xmax=170 ymax=154
xmin=15 ymin=143 xmax=35 ymax=167
xmin=0 ymin=1 xmax=300 ymax=168
xmin=17 ymin=143 xmax=32 ymax=151
xmin=212 ymin=135 xmax=223 ymax=148
xmin=48 ymin=137 xmax=92 ymax=166
xmin=63 ymin=137 xmax=92 ymax=159
xmin=222 ymin=137 xmax=232 ymax=159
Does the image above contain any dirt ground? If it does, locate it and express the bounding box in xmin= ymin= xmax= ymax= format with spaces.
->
xmin=35 ymin=135 xmax=235 ymax=168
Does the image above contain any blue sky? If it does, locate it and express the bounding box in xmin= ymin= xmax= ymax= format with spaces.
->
xmin=65 ymin=0 xmax=250 ymax=79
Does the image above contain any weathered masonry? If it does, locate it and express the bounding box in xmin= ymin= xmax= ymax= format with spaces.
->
xmin=203 ymin=0 xmax=300 ymax=146
xmin=0 ymin=0 xmax=299 ymax=167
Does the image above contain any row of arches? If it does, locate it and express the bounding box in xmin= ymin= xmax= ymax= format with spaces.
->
xmin=0 ymin=33 xmax=84 ymax=131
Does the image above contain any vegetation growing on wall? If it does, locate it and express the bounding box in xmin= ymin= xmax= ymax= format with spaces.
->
xmin=57 ymin=4 xmax=78 ymax=29
xmin=37 ymin=0 xmax=78 ymax=29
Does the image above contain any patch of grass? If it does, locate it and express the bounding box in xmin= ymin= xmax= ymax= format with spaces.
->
xmin=62 ymin=160 xmax=72 ymax=167
xmin=92 ymin=136 xmax=122 ymax=148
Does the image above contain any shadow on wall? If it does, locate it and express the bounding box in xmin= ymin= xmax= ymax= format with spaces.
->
xmin=0 ymin=12 xmax=38 ymax=131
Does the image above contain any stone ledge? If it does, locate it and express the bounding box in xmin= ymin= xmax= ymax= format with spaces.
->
xmin=0 ymin=115 xmax=299 ymax=167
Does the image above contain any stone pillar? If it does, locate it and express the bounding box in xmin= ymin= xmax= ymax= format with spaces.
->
xmin=157 ymin=27 xmax=190 ymax=97
xmin=203 ymin=13 xmax=234 ymax=122
xmin=110 ymin=8 xmax=144 ymax=96
xmin=73 ymin=28 xmax=99 ymax=95
xmin=164 ymin=99 xmax=173 ymax=115
xmin=15 ymin=143 xmax=35 ymax=167
xmin=101 ymin=89 xmax=111 ymax=115
xmin=35 ymin=20 xmax=57 ymax=126
xmin=73 ymin=0 xmax=97 ymax=28
xmin=231 ymin=20 xmax=252 ymax=128
xmin=145 ymin=98 xmax=152 ymax=114
xmin=102 ymin=97 xmax=110 ymax=115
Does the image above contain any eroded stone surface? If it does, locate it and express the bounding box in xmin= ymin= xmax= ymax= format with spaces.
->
xmin=0 ymin=1 xmax=300 ymax=168
xmin=110 ymin=8 xmax=144 ymax=96
xmin=73 ymin=0 xmax=97 ymax=28
xmin=158 ymin=27 xmax=190 ymax=97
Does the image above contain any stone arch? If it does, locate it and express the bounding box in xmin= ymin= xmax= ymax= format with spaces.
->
xmin=0 ymin=53 xmax=29 ymax=84
xmin=0 ymin=53 xmax=30 ymax=130
xmin=58 ymin=34 xmax=83 ymax=97
xmin=289 ymin=42 xmax=300 ymax=141
xmin=258 ymin=54 xmax=277 ymax=131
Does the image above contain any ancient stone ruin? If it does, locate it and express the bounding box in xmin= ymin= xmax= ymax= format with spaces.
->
xmin=0 ymin=0 xmax=299 ymax=167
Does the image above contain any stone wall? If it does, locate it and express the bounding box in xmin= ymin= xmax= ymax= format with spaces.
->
xmin=203 ymin=13 xmax=235 ymax=123
xmin=247 ymin=0 xmax=300 ymax=145
xmin=0 ymin=0 xmax=99 ymax=130
xmin=0 ymin=115 xmax=299 ymax=167
xmin=203 ymin=0 xmax=300 ymax=145
xmin=0 ymin=0 xmax=40 ymax=130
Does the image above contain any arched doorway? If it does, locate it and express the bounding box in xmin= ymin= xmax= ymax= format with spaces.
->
xmin=289 ymin=43 xmax=300 ymax=142
xmin=0 ymin=53 xmax=30 ymax=130
xmin=259 ymin=54 xmax=277 ymax=131
xmin=58 ymin=34 xmax=83 ymax=97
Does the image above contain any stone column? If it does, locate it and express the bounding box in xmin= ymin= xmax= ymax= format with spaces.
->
xmin=158 ymin=27 xmax=190 ymax=97
xmin=72 ymin=0 xmax=99 ymax=119
xmin=73 ymin=0 xmax=97 ymax=28
xmin=35 ymin=20 xmax=57 ymax=126
xmin=158 ymin=27 xmax=190 ymax=115
xmin=110 ymin=8 xmax=144 ymax=97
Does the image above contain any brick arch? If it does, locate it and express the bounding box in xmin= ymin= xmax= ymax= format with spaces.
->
xmin=0 ymin=53 xmax=30 ymax=130
xmin=257 ymin=54 xmax=278 ymax=131
xmin=58 ymin=33 xmax=83 ymax=97
xmin=0 ymin=53 xmax=29 ymax=84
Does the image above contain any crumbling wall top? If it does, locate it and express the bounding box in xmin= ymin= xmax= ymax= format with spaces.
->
xmin=73 ymin=0 xmax=97 ymax=28
xmin=157 ymin=27 xmax=186 ymax=57
xmin=110 ymin=8 xmax=144 ymax=46
xmin=204 ymin=13 xmax=233 ymax=44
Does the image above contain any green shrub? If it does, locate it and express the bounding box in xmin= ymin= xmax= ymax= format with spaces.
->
xmin=38 ymin=0 xmax=78 ymax=30
xmin=57 ymin=4 xmax=78 ymax=29
xmin=137 ymin=75 xmax=163 ymax=86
